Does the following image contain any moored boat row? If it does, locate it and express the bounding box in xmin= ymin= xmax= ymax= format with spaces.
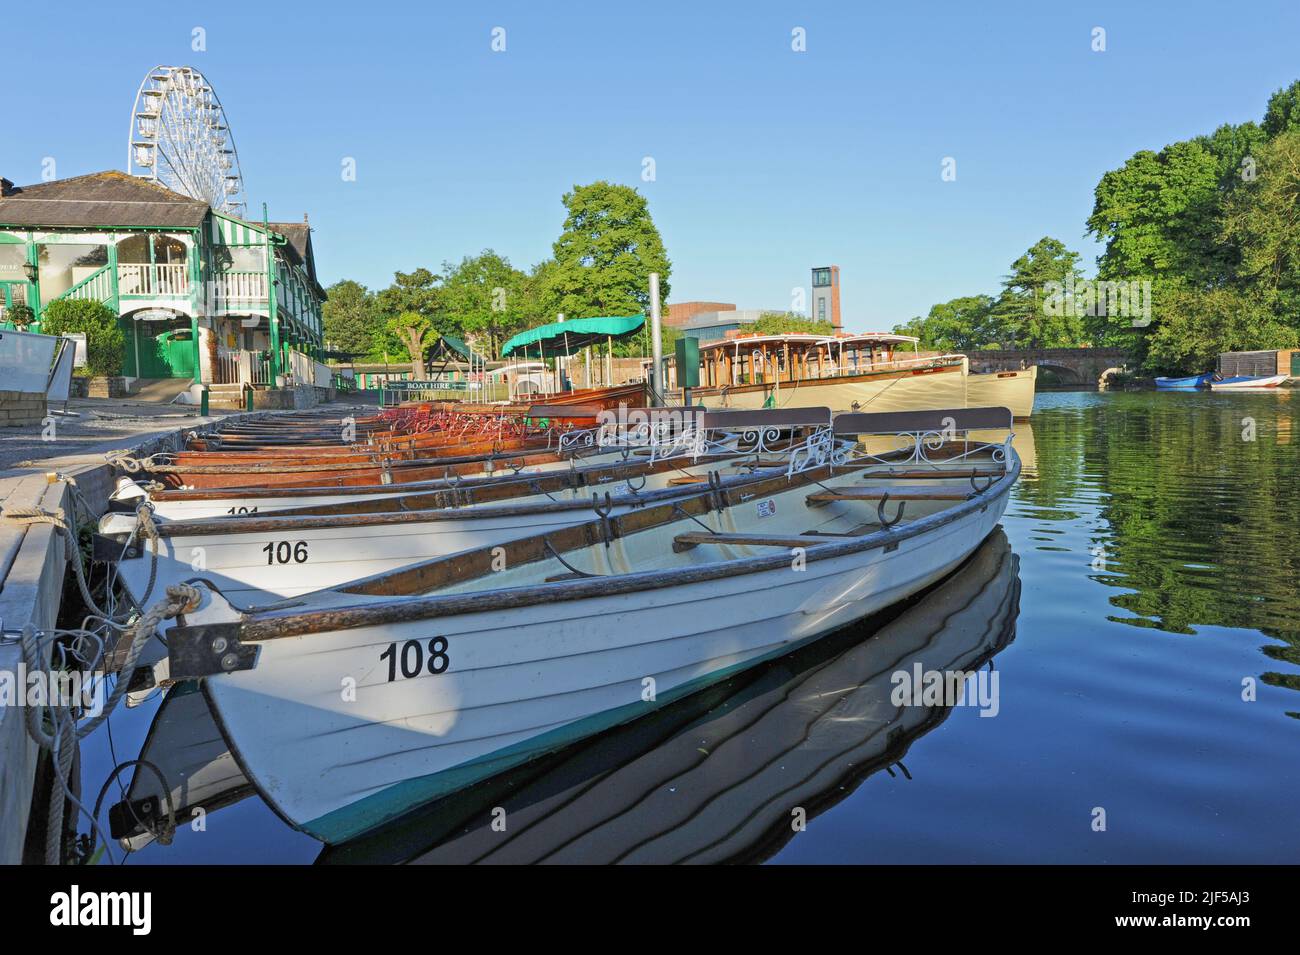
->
xmin=1156 ymin=372 xmax=1289 ymax=390
xmin=93 ymin=396 xmax=1021 ymax=846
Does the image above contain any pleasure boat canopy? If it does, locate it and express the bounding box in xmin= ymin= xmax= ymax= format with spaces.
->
xmin=695 ymin=333 xmax=925 ymax=387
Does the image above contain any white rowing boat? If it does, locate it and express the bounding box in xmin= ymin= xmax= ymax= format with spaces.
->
xmin=323 ymin=529 xmax=1020 ymax=863
xmin=161 ymin=407 xmax=1019 ymax=843
xmin=1208 ymin=374 xmax=1288 ymax=391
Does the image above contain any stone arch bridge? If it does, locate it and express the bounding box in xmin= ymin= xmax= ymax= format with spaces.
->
xmin=967 ymin=348 xmax=1129 ymax=384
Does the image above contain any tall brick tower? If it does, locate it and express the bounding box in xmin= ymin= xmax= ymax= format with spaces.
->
xmin=810 ymin=266 xmax=841 ymax=332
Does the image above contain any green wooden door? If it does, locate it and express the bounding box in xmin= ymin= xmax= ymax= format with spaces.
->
xmin=159 ymin=328 xmax=196 ymax=378
xmin=126 ymin=320 xmax=195 ymax=378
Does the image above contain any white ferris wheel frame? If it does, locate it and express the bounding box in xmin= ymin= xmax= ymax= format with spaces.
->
xmin=127 ymin=65 xmax=247 ymax=217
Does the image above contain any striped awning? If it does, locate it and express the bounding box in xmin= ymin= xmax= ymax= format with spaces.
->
xmin=210 ymin=212 xmax=279 ymax=247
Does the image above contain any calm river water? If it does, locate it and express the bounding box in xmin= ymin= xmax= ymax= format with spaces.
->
xmin=82 ymin=390 xmax=1300 ymax=864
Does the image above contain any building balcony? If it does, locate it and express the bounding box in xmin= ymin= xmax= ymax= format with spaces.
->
xmin=117 ymin=263 xmax=190 ymax=297
xmin=213 ymin=269 xmax=269 ymax=303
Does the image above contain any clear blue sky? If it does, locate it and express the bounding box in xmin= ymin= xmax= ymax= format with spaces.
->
xmin=5 ymin=0 xmax=1299 ymax=330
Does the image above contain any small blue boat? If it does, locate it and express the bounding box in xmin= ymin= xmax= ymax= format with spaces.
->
xmin=1155 ymin=373 xmax=1212 ymax=390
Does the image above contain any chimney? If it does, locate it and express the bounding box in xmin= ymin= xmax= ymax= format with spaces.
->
xmin=0 ymin=178 xmax=14 ymax=197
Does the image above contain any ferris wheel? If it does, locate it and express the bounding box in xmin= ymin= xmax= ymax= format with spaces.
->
xmin=127 ymin=65 xmax=246 ymax=217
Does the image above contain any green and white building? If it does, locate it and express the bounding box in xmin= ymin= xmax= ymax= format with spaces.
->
xmin=0 ymin=170 xmax=326 ymax=393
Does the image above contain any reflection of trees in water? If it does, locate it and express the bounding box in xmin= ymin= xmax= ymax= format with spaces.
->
xmin=1071 ymin=395 xmax=1300 ymax=711
xmin=1009 ymin=414 xmax=1089 ymax=515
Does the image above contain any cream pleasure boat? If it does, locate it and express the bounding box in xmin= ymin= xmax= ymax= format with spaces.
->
xmin=682 ymin=333 xmax=1035 ymax=418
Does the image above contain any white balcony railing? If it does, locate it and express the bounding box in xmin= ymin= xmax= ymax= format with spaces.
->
xmin=214 ymin=270 xmax=268 ymax=301
xmin=118 ymin=263 xmax=190 ymax=296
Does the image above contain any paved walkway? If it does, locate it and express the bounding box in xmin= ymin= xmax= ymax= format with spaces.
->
xmin=0 ymin=397 xmax=228 ymax=476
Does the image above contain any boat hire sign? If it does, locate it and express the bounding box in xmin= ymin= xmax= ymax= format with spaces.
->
xmin=386 ymin=380 xmax=465 ymax=391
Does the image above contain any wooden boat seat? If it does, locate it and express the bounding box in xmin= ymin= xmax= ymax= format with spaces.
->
xmin=667 ymin=475 xmax=709 ymax=486
xmin=806 ymin=487 xmax=974 ymax=505
xmin=858 ymin=468 xmax=1003 ymax=480
xmin=673 ymin=531 xmax=851 ymax=552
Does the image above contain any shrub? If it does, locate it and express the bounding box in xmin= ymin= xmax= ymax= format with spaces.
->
xmin=41 ymin=299 xmax=124 ymax=377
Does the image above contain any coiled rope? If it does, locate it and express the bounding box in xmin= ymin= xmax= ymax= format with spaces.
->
xmin=19 ymin=583 xmax=202 ymax=863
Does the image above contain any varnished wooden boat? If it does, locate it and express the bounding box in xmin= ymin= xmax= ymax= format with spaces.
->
xmin=134 ymin=436 xmax=563 ymax=490
xmin=110 ymin=447 xmax=644 ymax=520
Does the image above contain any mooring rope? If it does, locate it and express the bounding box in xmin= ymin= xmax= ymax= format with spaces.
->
xmin=19 ymin=583 xmax=202 ymax=864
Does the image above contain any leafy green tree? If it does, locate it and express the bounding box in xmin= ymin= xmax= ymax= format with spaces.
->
xmin=1219 ymin=130 xmax=1300 ymax=316
xmin=893 ymin=295 xmax=996 ymax=351
xmin=440 ymin=250 xmax=528 ymax=357
xmin=386 ymin=311 xmax=434 ymax=378
xmin=750 ymin=312 xmax=834 ymax=336
xmin=1262 ymin=80 xmax=1300 ymax=137
xmin=376 ymin=268 xmax=442 ymax=319
xmin=611 ymin=320 xmax=679 ymax=359
xmin=988 ymin=237 xmax=1088 ymax=348
xmin=322 ymin=279 xmax=381 ymax=359
xmin=1087 ymin=140 xmax=1234 ymax=288
xmin=1143 ymin=286 xmax=1297 ymax=375
xmin=41 ymin=299 xmax=124 ymax=377
xmin=1197 ymin=121 xmax=1268 ymax=186
xmin=374 ymin=268 xmax=445 ymax=361
xmin=544 ymin=181 xmax=671 ymax=319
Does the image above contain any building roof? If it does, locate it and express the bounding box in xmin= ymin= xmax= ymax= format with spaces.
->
xmin=816 ymin=333 xmax=919 ymax=347
xmin=0 ymin=170 xmax=210 ymax=229
xmin=665 ymin=301 xmax=735 ymax=326
xmin=266 ymin=220 xmax=325 ymax=297
xmin=698 ymin=334 xmax=827 ymax=352
xmin=266 ymin=221 xmax=311 ymax=265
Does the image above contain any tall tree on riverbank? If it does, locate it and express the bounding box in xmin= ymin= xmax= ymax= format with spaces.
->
xmin=1083 ymin=80 xmax=1300 ymax=369
xmin=1220 ymin=130 xmax=1300 ymax=316
xmin=988 ymin=237 xmax=1088 ymax=348
xmin=545 ymin=181 xmax=671 ymax=319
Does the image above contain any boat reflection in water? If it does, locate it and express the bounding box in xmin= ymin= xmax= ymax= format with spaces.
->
xmin=323 ymin=529 xmax=1021 ymax=864
xmin=112 ymin=530 xmax=1019 ymax=862
xmin=107 ymin=682 xmax=253 ymax=852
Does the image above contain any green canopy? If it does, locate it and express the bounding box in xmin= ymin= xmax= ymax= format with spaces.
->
xmin=500 ymin=315 xmax=645 ymax=358
xmin=434 ymin=332 xmax=477 ymax=362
